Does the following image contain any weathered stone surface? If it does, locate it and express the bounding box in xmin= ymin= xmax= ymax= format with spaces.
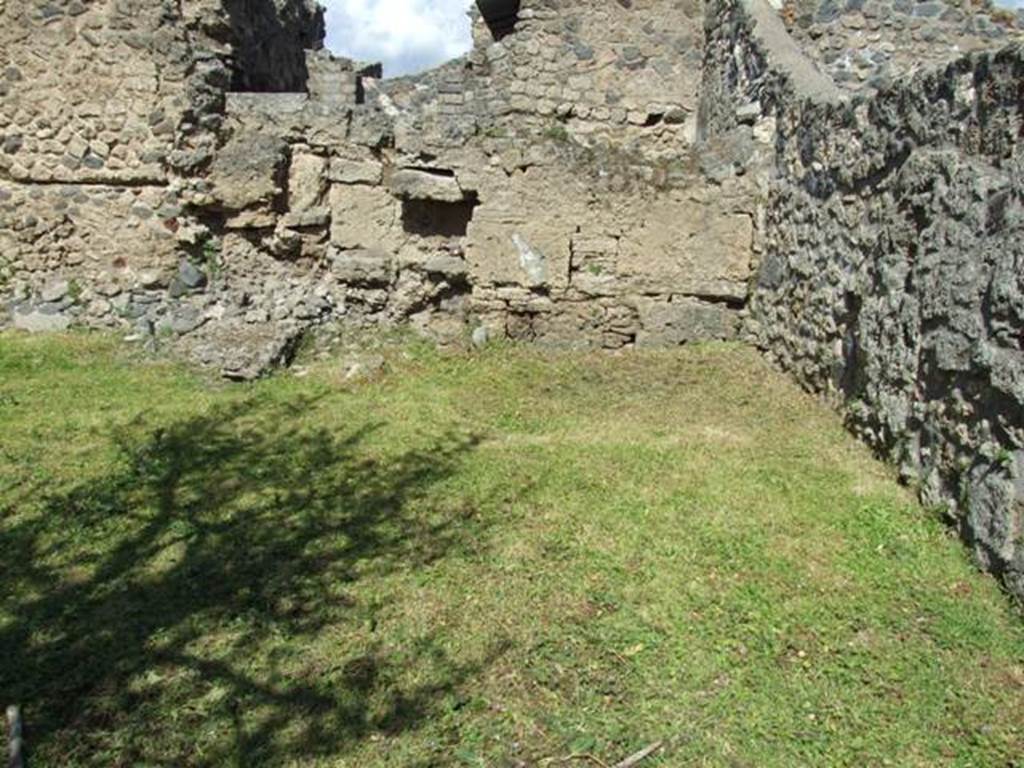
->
xmin=618 ymin=195 xmax=754 ymax=300
xmin=208 ymin=131 xmax=289 ymax=211
xmin=225 ymin=210 xmax=279 ymax=230
xmin=280 ymin=208 xmax=331 ymax=229
xmin=388 ymin=169 xmax=464 ymax=202
xmin=420 ymin=255 xmax=469 ymax=279
xmin=330 ymin=248 xmax=393 ymax=286
xmin=468 ymin=216 xmax=571 ymax=289
xmin=329 ymin=184 xmax=398 ymax=250
xmin=471 ymin=325 xmax=490 ymax=348
xmin=138 ymin=270 xmax=169 ymax=290
xmin=288 ymin=153 xmax=328 ymax=212
xmin=329 ymin=158 xmax=384 ymax=185
xmin=636 ymin=297 xmax=739 ymax=347
xmin=39 ymin=280 xmax=69 ymax=303
xmin=465 ymin=168 xmax=585 ymax=290
xmin=12 ymin=308 xmax=71 ymax=333
xmin=178 ymin=260 xmax=208 ymax=290
xmin=162 ymin=305 xmax=206 ymax=335
xmin=182 ymin=322 xmax=306 ymax=380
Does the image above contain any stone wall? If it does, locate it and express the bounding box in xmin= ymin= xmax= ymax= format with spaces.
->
xmin=784 ymin=0 xmax=1022 ymax=95
xmin=0 ymin=0 xmax=322 ymax=331
xmin=703 ymin=0 xmax=1024 ymax=596
xmin=381 ymin=0 xmax=707 ymax=155
xmin=1 ymin=0 xmax=759 ymax=368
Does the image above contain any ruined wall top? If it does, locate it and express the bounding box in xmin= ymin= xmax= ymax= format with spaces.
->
xmin=0 ymin=0 xmax=323 ymax=188
xmin=782 ymin=0 xmax=1023 ymax=95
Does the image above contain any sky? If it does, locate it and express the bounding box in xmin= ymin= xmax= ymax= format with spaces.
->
xmin=324 ymin=0 xmax=475 ymax=78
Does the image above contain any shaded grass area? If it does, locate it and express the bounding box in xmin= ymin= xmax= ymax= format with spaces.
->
xmin=0 ymin=331 xmax=1022 ymax=766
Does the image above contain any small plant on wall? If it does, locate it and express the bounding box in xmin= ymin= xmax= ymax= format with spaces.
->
xmin=543 ymin=122 xmax=570 ymax=143
xmin=198 ymin=235 xmax=222 ymax=279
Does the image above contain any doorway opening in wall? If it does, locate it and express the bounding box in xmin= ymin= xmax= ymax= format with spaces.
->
xmin=321 ymin=0 xmax=475 ymax=78
xmin=478 ymin=0 xmax=521 ymax=40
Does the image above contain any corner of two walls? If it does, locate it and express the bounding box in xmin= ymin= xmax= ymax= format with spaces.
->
xmin=702 ymin=0 xmax=1024 ymax=597
xmin=5 ymin=0 xmax=1021 ymax=596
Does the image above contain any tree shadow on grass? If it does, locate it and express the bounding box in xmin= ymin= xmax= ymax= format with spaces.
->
xmin=0 ymin=394 xmax=501 ymax=765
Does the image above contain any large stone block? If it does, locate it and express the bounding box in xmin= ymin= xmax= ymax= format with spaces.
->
xmin=208 ymin=131 xmax=288 ymax=211
xmin=12 ymin=308 xmax=72 ymax=333
xmin=329 ymin=158 xmax=384 ymax=185
xmin=288 ymin=153 xmax=328 ymax=213
xmin=635 ymin=297 xmax=739 ymax=347
xmin=330 ymin=248 xmax=393 ymax=286
xmin=328 ymin=183 xmax=399 ymax=251
xmin=466 ymin=211 xmax=573 ymax=289
xmin=465 ymin=168 xmax=585 ymax=289
xmin=388 ymin=168 xmax=464 ymax=202
xmin=618 ymin=194 xmax=754 ymax=300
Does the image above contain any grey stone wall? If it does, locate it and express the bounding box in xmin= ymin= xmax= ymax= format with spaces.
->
xmin=703 ymin=0 xmax=1024 ymax=596
xmin=785 ymin=0 xmax=1021 ymax=96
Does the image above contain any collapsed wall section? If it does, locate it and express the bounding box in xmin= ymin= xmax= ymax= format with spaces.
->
xmin=703 ymin=0 xmax=1024 ymax=596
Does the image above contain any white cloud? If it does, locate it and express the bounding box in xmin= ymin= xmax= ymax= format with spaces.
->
xmin=323 ymin=0 xmax=475 ymax=78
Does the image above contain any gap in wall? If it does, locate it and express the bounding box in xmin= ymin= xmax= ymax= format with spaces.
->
xmin=478 ymin=0 xmax=521 ymax=41
xmin=322 ymin=1 xmax=475 ymax=78
xmin=401 ymin=195 xmax=479 ymax=238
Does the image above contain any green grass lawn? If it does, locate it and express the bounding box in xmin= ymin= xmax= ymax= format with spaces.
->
xmin=1 ymin=331 xmax=1022 ymax=767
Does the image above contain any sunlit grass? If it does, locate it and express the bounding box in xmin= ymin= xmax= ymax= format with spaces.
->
xmin=1 ymin=330 xmax=1021 ymax=766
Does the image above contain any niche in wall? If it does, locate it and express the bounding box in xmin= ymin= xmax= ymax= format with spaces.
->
xmin=477 ymin=0 xmax=521 ymax=40
xmin=401 ymin=195 xmax=479 ymax=238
